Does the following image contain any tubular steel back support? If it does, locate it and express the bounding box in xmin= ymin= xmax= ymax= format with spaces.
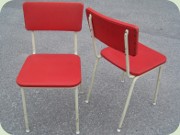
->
xmin=86 ymin=8 xmax=139 ymax=56
xmin=87 ymin=8 xmax=138 ymax=77
xmin=31 ymin=32 xmax=78 ymax=55
xmin=23 ymin=2 xmax=83 ymax=55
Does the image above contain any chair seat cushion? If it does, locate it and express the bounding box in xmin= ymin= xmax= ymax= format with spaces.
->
xmin=16 ymin=54 xmax=81 ymax=87
xmin=101 ymin=43 xmax=166 ymax=76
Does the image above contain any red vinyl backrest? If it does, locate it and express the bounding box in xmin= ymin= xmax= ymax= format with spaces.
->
xmin=86 ymin=8 xmax=139 ymax=56
xmin=23 ymin=2 xmax=84 ymax=31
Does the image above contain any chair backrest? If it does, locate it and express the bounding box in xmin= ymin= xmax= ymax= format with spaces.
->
xmin=86 ymin=8 xmax=139 ymax=56
xmin=23 ymin=2 xmax=84 ymax=31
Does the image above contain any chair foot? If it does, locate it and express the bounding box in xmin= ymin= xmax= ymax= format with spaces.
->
xmin=85 ymin=100 xmax=89 ymax=103
xmin=26 ymin=129 xmax=30 ymax=133
xmin=117 ymin=128 xmax=121 ymax=132
xmin=153 ymin=102 xmax=156 ymax=106
xmin=76 ymin=131 xmax=80 ymax=134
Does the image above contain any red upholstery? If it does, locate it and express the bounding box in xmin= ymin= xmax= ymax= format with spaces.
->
xmin=23 ymin=2 xmax=83 ymax=31
xmin=101 ymin=43 xmax=166 ymax=76
xmin=17 ymin=2 xmax=83 ymax=88
xmin=86 ymin=8 xmax=139 ymax=56
xmin=86 ymin=8 xmax=166 ymax=76
xmin=17 ymin=54 xmax=81 ymax=87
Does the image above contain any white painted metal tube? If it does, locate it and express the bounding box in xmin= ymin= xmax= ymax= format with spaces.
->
xmin=74 ymin=32 xmax=78 ymax=55
xmin=88 ymin=14 xmax=101 ymax=59
xmin=124 ymin=29 xmax=130 ymax=78
xmin=153 ymin=65 xmax=163 ymax=105
xmin=75 ymin=87 xmax=80 ymax=134
xmin=92 ymin=36 xmax=101 ymax=59
xmin=31 ymin=31 xmax=36 ymax=54
xmin=117 ymin=76 xmax=139 ymax=132
xmin=85 ymin=58 xmax=100 ymax=103
xmin=20 ymin=88 xmax=30 ymax=132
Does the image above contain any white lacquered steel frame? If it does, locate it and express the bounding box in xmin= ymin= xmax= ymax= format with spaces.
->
xmin=20 ymin=31 xmax=80 ymax=134
xmin=86 ymin=14 xmax=164 ymax=132
xmin=85 ymin=14 xmax=101 ymax=103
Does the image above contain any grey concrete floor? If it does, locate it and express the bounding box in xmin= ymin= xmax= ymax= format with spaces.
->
xmin=0 ymin=0 xmax=180 ymax=135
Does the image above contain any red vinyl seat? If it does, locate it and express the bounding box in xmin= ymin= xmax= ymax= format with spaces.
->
xmin=17 ymin=54 xmax=81 ymax=87
xmin=101 ymin=43 xmax=166 ymax=76
xmin=17 ymin=2 xmax=83 ymax=134
xmin=85 ymin=7 xmax=167 ymax=132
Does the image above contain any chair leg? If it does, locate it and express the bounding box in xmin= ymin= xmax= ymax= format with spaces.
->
xmin=121 ymin=71 xmax=126 ymax=82
xmin=117 ymin=77 xmax=139 ymax=132
xmin=153 ymin=66 xmax=163 ymax=105
xmin=20 ymin=88 xmax=30 ymax=132
xmin=85 ymin=58 xmax=100 ymax=103
xmin=75 ymin=87 xmax=80 ymax=134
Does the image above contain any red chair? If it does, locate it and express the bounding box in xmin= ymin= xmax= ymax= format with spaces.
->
xmin=16 ymin=2 xmax=83 ymax=134
xmin=85 ymin=8 xmax=166 ymax=132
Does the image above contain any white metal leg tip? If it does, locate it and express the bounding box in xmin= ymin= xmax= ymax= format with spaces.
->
xmin=76 ymin=131 xmax=80 ymax=134
xmin=26 ymin=129 xmax=30 ymax=133
xmin=117 ymin=129 xmax=121 ymax=132
xmin=153 ymin=102 xmax=156 ymax=105
xmin=85 ymin=100 xmax=89 ymax=104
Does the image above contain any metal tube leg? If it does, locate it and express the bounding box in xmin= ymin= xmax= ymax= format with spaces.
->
xmin=85 ymin=58 xmax=100 ymax=103
xmin=121 ymin=71 xmax=126 ymax=82
xmin=117 ymin=77 xmax=139 ymax=132
xmin=153 ymin=66 xmax=163 ymax=105
xmin=20 ymin=88 xmax=30 ymax=132
xmin=75 ymin=87 xmax=80 ymax=134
